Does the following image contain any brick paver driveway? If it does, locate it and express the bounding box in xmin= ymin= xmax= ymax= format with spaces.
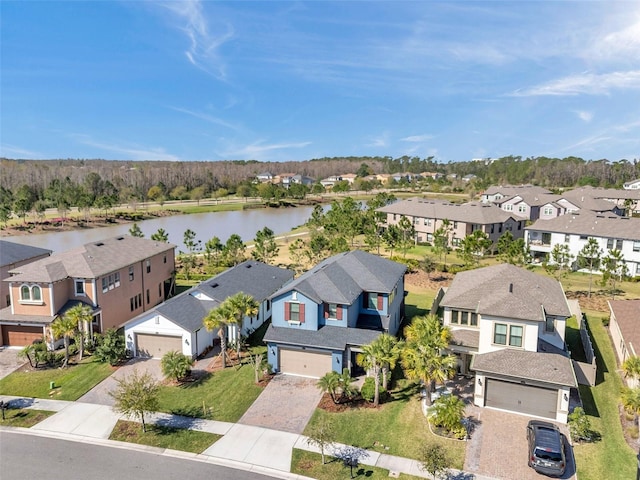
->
xmin=465 ymin=408 xmax=577 ymax=480
xmin=238 ymin=374 xmax=323 ymax=434
xmin=0 ymin=348 xmax=25 ymax=381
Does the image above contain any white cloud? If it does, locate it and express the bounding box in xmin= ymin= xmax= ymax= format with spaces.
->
xmin=161 ymin=0 xmax=234 ymax=80
xmin=169 ymin=106 xmax=243 ymax=132
xmin=589 ymin=16 xmax=640 ymax=61
xmin=365 ymin=132 xmax=389 ymax=148
xmin=71 ymin=134 xmax=179 ymax=161
xmin=576 ymin=111 xmax=594 ymax=122
xmin=218 ymin=140 xmax=312 ymax=160
xmin=511 ymin=70 xmax=640 ymax=96
xmin=0 ymin=144 xmax=42 ymax=159
xmin=400 ymin=134 xmax=434 ymax=142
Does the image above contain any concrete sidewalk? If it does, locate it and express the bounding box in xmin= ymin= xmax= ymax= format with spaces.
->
xmin=0 ymin=394 xmax=495 ymax=480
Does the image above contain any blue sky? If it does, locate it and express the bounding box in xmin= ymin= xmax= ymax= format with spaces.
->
xmin=2 ymin=1 xmax=639 ymax=163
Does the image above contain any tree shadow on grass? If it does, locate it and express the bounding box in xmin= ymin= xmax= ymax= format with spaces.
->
xmin=389 ymin=381 xmax=420 ymax=402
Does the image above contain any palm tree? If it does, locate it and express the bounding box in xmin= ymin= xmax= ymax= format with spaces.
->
xmin=402 ymin=314 xmax=456 ymax=405
xmin=62 ymin=304 xmax=93 ymax=361
xmin=203 ymin=301 xmax=237 ymax=369
xmin=621 ymin=387 xmax=640 ymax=432
xmin=429 ymin=394 xmax=466 ymax=435
xmin=161 ymin=350 xmax=193 ymax=381
xmin=227 ymin=292 xmax=259 ymax=361
xmin=51 ymin=314 xmax=78 ymax=368
xmin=357 ymin=343 xmax=383 ymax=406
xmin=317 ymin=371 xmax=341 ymax=404
xmin=375 ymin=333 xmax=404 ymax=389
xmin=623 ymin=356 xmax=640 ymax=386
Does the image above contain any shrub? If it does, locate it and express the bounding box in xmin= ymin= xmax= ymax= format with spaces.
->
xmin=568 ymin=407 xmax=600 ymax=443
xmin=161 ymin=351 xmax=193 ymax=381
xmin=360 ymin=376 xmax=387 ymax=403
xmin=94 ymin=328 xmax=127 ymax=366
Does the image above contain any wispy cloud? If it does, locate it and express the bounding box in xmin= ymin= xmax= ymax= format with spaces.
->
xmin=0 ymin=144 xmax=43 ymax=159
xmin=575 ymin=110 xmax=594 ymax=122
xmin=589 ymin=16 xmax=640 ymax=61
xmin=161 ymin=0 xmax=234 ymax=80
xmin=400 ymin=134 xmax=434 ymax=142
xmin=70 ymin=134 xmax=179 ymax=161
xmin=169 ymin=106 xmax=243 ymax=132
xmin=511 ymin=70 xmax=640 ymax=96
xmin=365 ymin=132 xmax=390 ymax=148
xmin=218 ymin=140 xmax=312 ymax=160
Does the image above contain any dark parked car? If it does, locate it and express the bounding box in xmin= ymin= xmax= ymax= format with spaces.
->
xmin=526 ymin=420 xmax=566 ymax=477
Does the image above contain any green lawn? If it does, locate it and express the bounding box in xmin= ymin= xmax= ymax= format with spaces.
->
xmin=0 ymin=409 xmax=54 ymax=428
xmin=109 ymin=420 xmax=220 ymax=453
xmin=572 ymin=313 xmax=636 ymax=480
xmin=0 ymin=357 xmax=114 ymax=400
xmin=291 ymin=449 xmax=424 ymax=480
xmin=156 ymin=362 xmax=264 ymax=422
xmin=303 ymin=384 xmax=466 ymax=470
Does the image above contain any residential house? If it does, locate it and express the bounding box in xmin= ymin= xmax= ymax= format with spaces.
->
xmin=571 ymin=186 xmax=640 ymax=215
xmin=264 ymin=250 xmax=406 ymax=378
xmin=377 ymin=198 xmax=526 ymax=249
xmin=0 ymin=235 xmax=176 ymax=347
xmin=340 ymin=173 xmax=358 ymax=185
xmin=0 ymin=240 xmax=51 ymax=310
xmin=559 ymin=187 xmax=623 ymax=215
xmin=481 ymin=185 xmax=552 ymax=204
xmin=526 ymin=211 xmax=640 ymax=276
xmin=624 ymin=179 xmax=640 ymax=190
xmin=439 ymin=264 xmax=575 ymax=423
xmin=320 ymin=175 xmax=343 ymax=188
xmin=124 ymin=260 xmax=294 ymax=359
xmin=608 ymin=299 xmax=640 ymax=387
xmin=462 ymin=174 xmax=477 ymax=182
xmin=255 ymin=172 xmax=274 ymax=183
xmin=492 ymin=192 xmax=578 ymax=221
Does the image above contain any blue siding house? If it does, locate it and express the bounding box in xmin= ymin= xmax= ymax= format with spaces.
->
xmin=264 ymin=250 xmax=406 ymax=378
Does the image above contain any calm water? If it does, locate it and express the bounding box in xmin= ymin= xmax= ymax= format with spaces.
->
xmin=2 ymin=206 xmax=316 ymax=253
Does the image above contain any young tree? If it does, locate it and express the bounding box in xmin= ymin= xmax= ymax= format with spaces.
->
xmin=223 ymin=234 xmax=245 ymax=266
xmin=317 ymin=371 xmax=341 ymax=404
xmin=568 ymin=407 xmax=597 ymax=443
xmin=376 ymin=333 xmax=403 ymax=389
xmin=543 ymin=243 xmax=574 ymax=280
xmin=94 ymin=328 xmax=127 ymax=366
xmin=0 ymin=186 xmax=14 ymax=226
xmin=13 ymin=184 xmax=35 ymax=223
xmin=203 ymin=301 xmax=236 ymax=369
xmin=51 ymin=314 xmax=78 ymax=368
xmin=334 ymin=446 xmax=369 ymax=479
xmin=227 ymin=292 xmax=259 ymax=359
xmin=252 ymin=226 xmax=279 ymax=264
xmin=419 ymin=443 xmax=451 ymax=480
xmin=129 ymin=223 xmax=144 ymax=238
xmin=305 ymin=416 xmax=336 ymax=465
xmin=428 ymin=394 xmax=466 ymax=438
xmin=432 ymin=219 xmax=452 ymax=267
xmin=600 ymin=249 xmax=629 ymax=299
xmin=204 ymin=236 xmax=224 ymax=267
xmin=109 ymin=370 xmax=160 ymax=433
xmin=161 ymin=351 xmax=193 ymax=382
xmin=247 ymin=352 xmax=265 ymax=384
xmin=288 ymin=238 xmax=308 ymax=275
xmin=151 ymin=228 xmax=169 ymax=243
xmin=459 ymin=230 xmax=492 ymax=266
xmin=397 ymin=215 xmax=416 ymax=258
xmin=383 ymin=224 xmax=401 ymax=258
xmin=577 ymin=238 xmax=602 ymax=298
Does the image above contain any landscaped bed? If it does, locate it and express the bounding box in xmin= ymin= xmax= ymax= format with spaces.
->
xmin=0 ymin=356 xmax=114 ymax=401
xmin=109 ymin=420 xmax=220 ymax=453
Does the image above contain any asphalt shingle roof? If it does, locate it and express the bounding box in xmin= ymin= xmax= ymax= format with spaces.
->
xmin=483 ymin=185 xmax=552 ymax=197
xmin=377 ymin=198 xmax=516 ymax=225
xmin=0 ymin=240 xmax=51 ymax=268
xmin=263 ymin=324 xmax=382 ymax=350
xmin=609 ymin=299 xmax=640 ymax=356
xmin=527 ymin=210 xmax=640 ymax=241
xmin=6 ymin=235 xmax=176 ymax=283
xmin=271 ymin=250 xmax=406 ymax=305
xmin=440 ymin=264 xmax=571 ymax=322
xmin=471 ymin=349 xmax=576 ymax=387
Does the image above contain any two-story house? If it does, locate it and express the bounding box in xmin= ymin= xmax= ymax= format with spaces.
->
xmin=526 ymin=211 xmax=640 ymax=276
xmin=438 ymin=264 xmax=575 ymax=423
xmin=124 ymin=260 xmax=294 ymax=359
xmin=264 ymin=250 xmax=406 ymax=378
xmin=608 ymin=299 xmax=640 ymax=388
xmin=378 ymin=198 xmax=526 ymax=249
xmin=624 ymin=179 xmax=640 ymax=190
xmin=481 ymin=185 xmax=552 ymax=204
xmin=0 ymin=235 xmax=176 ymax=348
xmin=0 ymin=240 xmax=52 ymax=310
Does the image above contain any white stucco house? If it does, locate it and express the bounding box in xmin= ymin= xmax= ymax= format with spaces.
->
xmin=624 ymin=179 xmax=640 ymax=190
xmin=124 ymin=260 xmax=294 ymax=359
xmin=438 ymin=264 xmax=576 ymax=423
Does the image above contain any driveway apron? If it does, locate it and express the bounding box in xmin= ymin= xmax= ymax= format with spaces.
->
xmin=0 ymin=347 xmax=26 ymax=381
xmin=238 ymin=374 xmax=323 ymax=434
xmin=78 ymin=357 xmax=164 ymax=406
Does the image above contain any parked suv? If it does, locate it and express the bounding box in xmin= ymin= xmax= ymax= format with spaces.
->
xmin=526 ymin=420 xmax=566 ymax=477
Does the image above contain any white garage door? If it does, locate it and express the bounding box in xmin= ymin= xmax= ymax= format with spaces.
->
xmin=279 ymin=348 xmax=333 ymax=378
xmin=485 ymin=379 xmax=558 ymax=419
xmin=136 ymin=333 xmax=182 ymax=358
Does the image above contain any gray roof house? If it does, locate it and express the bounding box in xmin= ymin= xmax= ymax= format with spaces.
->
xmin=608 ymin=299 xmax=640 ymax=387
xmin=0 ymin=240 xmax=52 ymax=309
xmin=264 ymin=250 xmax=406 ymax=378
xmin=123 ymin=260 xmax=294 ymax=359
xmin=438 ymin=263 xmax=576 ymax=423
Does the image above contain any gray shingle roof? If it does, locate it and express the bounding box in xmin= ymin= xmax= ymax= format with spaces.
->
xmin=609 ymin=299 xmax=640 ymax=356
xmin=451 ymin=329 xmax=480 ymax=349
xmin=440 ymin=264 xmax=570 ymax=322
xmin=263 ymin=324 xmax=382 ymax=350
xmin=0 ymin=306 xmax=55 ymax=325
xmin=471 ymin=349 xmax=576 ymax=387
xmin=483 ymin=185 xmax=552 ymax=197
xmin=527 ymin=210 xmax=640 ymax=241
xmin=6 ymin=235 xmax=176 ymax=283
xmin=0 ymin=240 xmax=51 ymax=268
xmin=559 ymin=187 xmax=618 ymax=212
xmin=132 ymin=261 xmax=293 ymax=333
xmin=378 ymin=198 xmax=516 ymax=225
xmin=271 ymin=250 xmax=406 ymax=305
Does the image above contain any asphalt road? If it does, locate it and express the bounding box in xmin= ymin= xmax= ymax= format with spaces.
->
xmin=0 ymin=431 xmax=284 ymax=480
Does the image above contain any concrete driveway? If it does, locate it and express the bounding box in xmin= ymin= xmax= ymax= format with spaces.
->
xmin=0 ymin=347 xmax=26 ymax=381
xmin=465 ymin=407 xmax=577 ymax=480
xmin=238 ymin=374 xmax=323 ymax=434
xmin=78 ymin=357 xmax=163 ymax=406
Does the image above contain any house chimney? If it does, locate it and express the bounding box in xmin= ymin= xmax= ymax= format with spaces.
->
xmin=509 ymin=283 xmax=513 ymax=293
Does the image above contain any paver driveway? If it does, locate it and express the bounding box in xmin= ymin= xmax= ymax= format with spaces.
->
xmin=0 ymin=347 xmax=25 ymax=381
xmin=238 ymin=374 xmax=322 ymax=434
xmin=466 ymin=407 xmax=577 ymax=480
xmin=78 ymin=357 xmax=163 ymax=406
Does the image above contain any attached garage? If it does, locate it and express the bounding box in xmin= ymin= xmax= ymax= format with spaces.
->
xmin=485 ymin=379 xmax=558 ymax=419
xmin=279 ymin=348 xmax=333 ymax=378
xmin=136 ymin=333 xmax=182 ymax=358
xmin=2 ymin=325 xmax=44 ymax=346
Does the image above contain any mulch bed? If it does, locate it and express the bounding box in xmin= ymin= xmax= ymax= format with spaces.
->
xmin=405 ymin=270 xmax=454 ymax=291
xmin=317 ymin=393 xmax=378 ymax=412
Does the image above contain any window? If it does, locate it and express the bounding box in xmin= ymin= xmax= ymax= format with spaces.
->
xmin=146 ymin=260 xmax=151 ymax=274
xmin=543 ymin=207 xmax=553 ymax=216
xmin=288 ymin=302 xmax=300 ymax=322
xmin=460 ymin=311 xmax=469 ymax=325
xmin=114 ymin=272 xmax=120 ymax=287
xmin=505 ymin=204 xmax=513 ymax=211
xmin=564 ymin=234 xmax=570 ymax=243
xmin=494 ymin=324 xmax=507 ymax=345
xmin=146 ymin=289 xmax=150 ymax=304
xmin=425 ymin=218 xmax=432 ymax=226
xmin=75 ymin=280 xmax=85 ymax=296
xmin=607 ymin=238 xmax=614 ymax=250
xmin=5 ymin=294 xmax=10 ymax=307
xmin=453 ymin=221 xmax=458 ymax=229
xmin=20 ymin=284 xmax=42 ymax=303
xmin=470 ymin=312 xmax=478 ymax=326
xmin=364 ymin=292 xmax=381 ymax=310
xmin=102 ymin=277 xmax=108 ymax=293
xmin=426 ymin=233 xmax=433 ymax=242
xmin=579 ymin=235 xmax=588 ymax=240
xmin=509 ymin=325 xmax=523 ymax=347
xmin=518 ymin=205 xmax=527 ymax=213
xmin=158 ymin=283 xmax=162 ymax=297
xmin=452 ymin=237 xmax=460 ymax=247
xmin=634 ymin=241 xmax=640 ymax=252
xmin=616 ymin=239 xmax=623 ymax=250
xmin=164 ymin=254 xmax=167 ymax=264
xmin=545 ymin=317 xmax=555 ymax=333
xmin=542 ymin=232 xmax=552 ymax=245
xmin=129 ymin=266 xmax=134 ymax=281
